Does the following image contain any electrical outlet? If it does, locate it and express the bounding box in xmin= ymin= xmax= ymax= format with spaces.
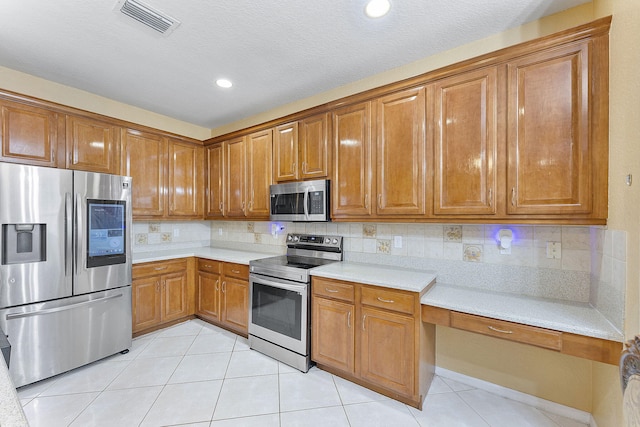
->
xmin=218 ymin=228 xmax=223 ymax=236
xmin=546 ymin=242 xmax=561 ymax=259
xmin=173 ymin=228 xmax=180 ymax=237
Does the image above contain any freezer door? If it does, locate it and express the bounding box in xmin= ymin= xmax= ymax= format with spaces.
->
xmin=0 ymin=163 xmax=73 ymax=307
xmin=0 ymin=287 xmax=132 ymax=387
xmin=73 ymin=171 xmax=132 ymax=295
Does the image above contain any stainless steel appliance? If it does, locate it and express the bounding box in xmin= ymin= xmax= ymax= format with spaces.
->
xmin=269 ymin=179 xmax=330 ymax=222
xmin=0 ymin=163 xmax=132 ymax=387
xmin=249 ymin=233 xmax=342 ymax=372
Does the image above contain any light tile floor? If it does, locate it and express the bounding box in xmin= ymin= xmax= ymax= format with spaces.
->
xmin=17 ymin=319 xmax=588 ymax=427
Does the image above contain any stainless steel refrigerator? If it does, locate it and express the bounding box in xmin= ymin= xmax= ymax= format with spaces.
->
xmin=0 ymin=163 xmax=133 ymax=387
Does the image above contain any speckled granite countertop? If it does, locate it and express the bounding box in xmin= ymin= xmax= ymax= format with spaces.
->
xmin=133 ymin=247 xmax=276 ymax=265
xmin=0 ymin=361 xmax=27 ymax=427
xmin=421 ymin=283 xmax=624 ymax=342
xmin=311 ymin=262 xmax=437 ymax=293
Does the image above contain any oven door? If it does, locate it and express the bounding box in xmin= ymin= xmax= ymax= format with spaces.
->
xmin=249 ymin=274 xmax=308 ymax=356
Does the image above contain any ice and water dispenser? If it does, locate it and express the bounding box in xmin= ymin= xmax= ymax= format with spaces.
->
xmin=1 ymin=224 xmax=46 ymax=265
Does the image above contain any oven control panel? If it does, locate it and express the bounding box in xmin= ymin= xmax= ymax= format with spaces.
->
xmin=286 ymin=233 xmax=342 ymax=249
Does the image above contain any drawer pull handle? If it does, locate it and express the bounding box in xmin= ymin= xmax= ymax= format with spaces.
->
xmin=215 ymin=279 xmax=219 ymax=291
xmin=204 ymin=265 xmax=212 ymax=268
xmin=347 ymin=311 xmax=351 ymax=328
xmin=377 ymin=297 xmax=394 ymax=304
xmin=362 ymin=314 xmax=367 ymax=331
xmin=231 ymin=269 xmax=240 ymax=274
xmin=325 ymin=288 xmax=339 ymax=293
xmin=488 ymin=325 xmax=513 ymax=334
xmin=154 ymin=266 xmax=168 ymax=271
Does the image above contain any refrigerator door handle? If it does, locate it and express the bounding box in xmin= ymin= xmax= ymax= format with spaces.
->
xmin=5 ymin=293 xmax=124 ymax=320
xmin=65 ymin=192 xmax=72 ymax=277
xmin=74 ymin=193 xmax=82 ymax=275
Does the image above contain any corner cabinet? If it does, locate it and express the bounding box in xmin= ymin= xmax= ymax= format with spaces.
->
xmin=122 ymin=129 xmax=204 ymax=220
xmin=311 ymin=277 xmax=435 ymax=409
xmin=132 ymin=258 xmax=195 ymax=335
xmin=207 ymin=130 xmax=272 ymax=220
xmin=196 ymin=259 xmax=249 ymax=336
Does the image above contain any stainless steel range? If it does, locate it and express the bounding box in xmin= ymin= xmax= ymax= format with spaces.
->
xmin=249 ymin=233 xmax=343 ymax=372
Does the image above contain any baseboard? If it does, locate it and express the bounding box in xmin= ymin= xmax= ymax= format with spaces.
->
xmin=434 ymin=367 xmax=592 ymax=425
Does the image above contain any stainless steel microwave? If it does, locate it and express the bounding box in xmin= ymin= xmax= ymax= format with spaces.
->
xmin=269 ymin=179 xmax=330 ymax=222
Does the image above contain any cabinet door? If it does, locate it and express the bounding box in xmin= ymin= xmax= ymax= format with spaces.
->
xmin=311 ymin=296 xmax=355 ymax=374
xmin=507 ymin=42 xmax=591 ymax=214
xmin=132 ymin=276 xmax=162 ymax=333
xmin=0 ymin=100 xmax=61 ymax=167
xmin=206 ymin=144 xmax=224 ymax=218
xmin=197 ymin=271 xmax=221 ymax=321
xmin=121 ymin=129 xmax=167 ymax=218
xmin=376 ymin=87 xmax=426 ymax=215
xmin=433 ymin=69 xmax=498 ymax=215
xmin=273 ymin=122 xmax=298 ymax=182
xmin=162 ymin=271 xmax=188 ymax=322
xmin=66 ymin=115 xmax=119 ymax=173
xmin=168 ymin=140 xmax=203 ymax=217
xmin=246 ymin=129 xmax=273 ymax=218
xmin=360 ymin=307 xmax=415 ymax=397
xmin=221 ymin=276 xmax=249 ymax=334
xmin=332 ymin=102 xmax=373 ymax=217
xmin=224 ymin=137 xmax=246 ymax=217
xmin=299 ymin=113 xmax=330 ymax=180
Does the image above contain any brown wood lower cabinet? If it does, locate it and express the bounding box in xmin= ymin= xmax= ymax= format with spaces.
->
xmin=132 ymin=258 xmax=195 ymax=335
xmin=311 ymin=277 xmax=434 ymax=409
xmin=196 ymin=259 xmax=249 ymax=336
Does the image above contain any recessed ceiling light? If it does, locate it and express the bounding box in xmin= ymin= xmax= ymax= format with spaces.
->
xmin=216 ymin=79 xmax=233 ymax=88
xmin=365 ymin=0 xmax=391 ymax=18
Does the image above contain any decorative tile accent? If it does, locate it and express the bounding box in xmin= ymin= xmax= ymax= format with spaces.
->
xmin=463 ymin=244 xmax=483 ymax=262
xmin=363 ymin=224 xmax=377 ymax=238
xmin=148 ymin=222 xmax=161 ymax=233
xmin=135 ymin=233 xmax=148 ymax=245
xmin=444 ymin=225 xmax=462 ymax=242
xmin=247 ymin=222 xmax=255 ymax=233
xmin=161 ymin=232 xmax=172 ymax=242
xmin=376 ymin=239 xmax=391 ymax=254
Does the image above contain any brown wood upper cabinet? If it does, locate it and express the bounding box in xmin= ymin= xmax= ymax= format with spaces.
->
xmin=273 ymin=113 xmax=330 ymax=182
xmin=122 ymin=129 xmax=203 ymax=219
xmin=332 ymin=87 xmax=426 ymax=219
xmin=207 ymin=129 xmax=272 ymax=220
xmin=331 ymin=101 xmax=374 ymax=217
xmin=432 ymin=67 xmax=499 ymax=216
xmin=376 ymin=87 xmax=426 ymax=216
xmin=507 ymin=41 xmax=594 ymax=216
xmin=0 ymin=99 xmax=62 ymax=167
xmin=206 ymin=144 xmax=224 ymax=218
xmin=66 ymin=115 xmax=120 ymax=174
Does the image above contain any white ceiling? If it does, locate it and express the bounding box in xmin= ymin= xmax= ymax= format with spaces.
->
xmin=0 ymin=0 xmax=588 ymax=130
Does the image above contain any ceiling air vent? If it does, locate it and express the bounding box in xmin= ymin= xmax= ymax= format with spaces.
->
xmin=116 ymin=0 xmax=180 ymax=36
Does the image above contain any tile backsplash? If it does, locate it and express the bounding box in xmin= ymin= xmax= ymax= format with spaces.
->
xmin=133 ymin=220 xmax=625 ymax=332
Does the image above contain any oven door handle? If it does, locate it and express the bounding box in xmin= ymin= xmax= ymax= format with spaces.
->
xmin=252 ymin=277 xmax=306 ymax=294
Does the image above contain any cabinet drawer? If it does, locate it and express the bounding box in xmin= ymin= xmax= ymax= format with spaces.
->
xmin=133 ymin=259 xmax=187 ymax=279
xmin=313 ymin=278 xmax=355 ymax=303
xmin=451 ymin=312 xmax=562 ymax=350
xmin=361 ymin=286 xmax=415 ymax=315
xmin=198 ymin=258 xmax=222 ymax=274
xmin=223 ymin=262 xmax=249 ymax=279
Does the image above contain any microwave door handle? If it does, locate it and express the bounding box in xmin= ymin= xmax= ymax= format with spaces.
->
xmin=303 ymin=187 xmax=310 ymax=220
